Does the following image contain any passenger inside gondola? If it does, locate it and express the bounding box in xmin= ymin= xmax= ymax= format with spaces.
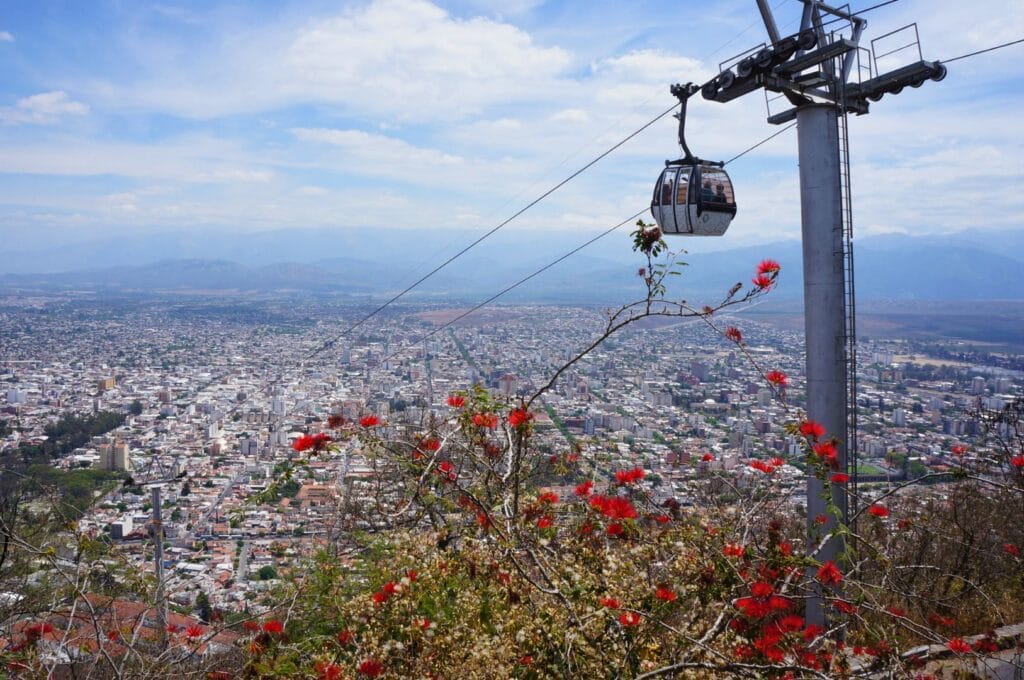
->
xmin=715 ymin=183 xmax=728 ymax=203
xmin=701 ymin=181 xmax=715 ymax=202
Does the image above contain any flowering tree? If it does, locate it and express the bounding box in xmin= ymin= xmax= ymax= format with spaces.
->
xmin=227 ymin=225 xmax=1024 ymax=679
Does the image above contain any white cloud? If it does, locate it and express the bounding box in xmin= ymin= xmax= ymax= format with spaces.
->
xmin=0 ymin=91 xmax=88 ymax=125
xmin=0 ymin=31 xmax=13 ymax=42
xmin=94 ymin=0 xmax=574 ymax=122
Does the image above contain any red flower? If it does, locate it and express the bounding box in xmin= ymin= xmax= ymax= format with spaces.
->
xmin=817 ymin=560 xmax=843 ymax=585
xmin=419 ymin=437 xmax=441 ymax=452
xmin=779 ymin=615 xmax=805 ymax=632
xmin=653 ymin=514 xmax=670 ymax=524
xmin=337 ymin=629 xmax=354 ymax=646
xmin=752 ymin=273 xmax=774 ymax=289
xmin=813 ymin=441 xmax=837 ymax=462
xmin=764 ymin=369 xmax=788 ymax=387
xmin=655 ymin=586 xmax=677 ymax=602
xmin=446 ymin=394 xmax=465 ymax=408
xmin=242 ymin=620 xmax=260 ymax=632
xmin=770 ymin=456 xmax=785 ymax=468
xmin=867 ymin=504 xmax=889 ymax=518
xmin=757 ymin=259 xmax=781 ymax=275
xmin=537 ymin=491 xmax=559 ymax=504
xmin=614 ymin=467 xmax=645 ymax=484
xmin=723 ymin=543 xmax=745 ymax=558
xmin=106 ymin=630 xmax=120 ymax=642
xmin=947 ymin=638 xmax=972 ymax=654
xmin=507 ymin=407 xmax=533 ymax=428
xmin=724 ymin=326 xmax=743 ymax=343
xmin=472 ymin=413 xmax=499 ymax=429
xmin=476 ymin=512 xmax=492 ymax=529
xmin=574 ymin=480 xmax=593 ymax=497
xmin=185 ymin=624 xmax=204 ymax=639
xmin=317 ymin=662 xmax=342 ymax=680
xmin=750 ymin=459 xmax=775 ymax=474
xmin=701 ymin=452 xmax=715 ymax=462
xmin=750 ymin=581 xmax=774 ymax=598
xmin=833 ymin=599 xmax=858 ymax=615
xmin=293 ymin=433 xmax=331 ymax=452
xmin=600 ymin=597 xmax=620 ymax=609
xmin=359 ymin=415 xmax=380 ymax=427
xmin=618 ymin=611 xmax=642 ymax=627
xmin=799 ymin=420 xmax=825 ymax=439
xmin=830 ymin=473 xmax=850 ymax=484
xmin=951 ymin=444 xmax=967 ymax=456
xmin=589 ymin=495 xmax=638 ymax=520
xmin=1011 ymin=455 xmax=1024 ymax=468
xmin=435 ymin=461 xmax=457 ymax=482
xmin=519 ymin=655 xmax=533 ymax=666
xmin=928 ymin=613 xmax=955 ymax=627
xmin=606 ymin=523 xmax=624 ymax=537
xmin=536 ymin=516 xmax=554 ymax=529
xmin=358 ymin=657 xmax=384 ymax=677
xmin=814 ymin=514 xmax=828 ymax=525
xmin=1003 ymin=543 xmax=1021 ymax=557
xmin=405 ymin=569 xmax=418 ymax=581
xmin=262 ymin=620 xmax=284 ymax=635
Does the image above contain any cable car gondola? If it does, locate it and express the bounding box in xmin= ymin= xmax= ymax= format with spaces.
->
xmin=650 ymin=83 xmax=737 ymax=236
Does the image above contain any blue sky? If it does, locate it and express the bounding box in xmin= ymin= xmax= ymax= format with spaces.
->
xmin=1 ymin=0 xmax=1022 ymax=254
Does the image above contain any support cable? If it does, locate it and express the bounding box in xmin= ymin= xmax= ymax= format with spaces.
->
xmin=379 ymin=124 xmax=798 ymax=366
xmin=941 ymin=37 xmax=1024 ymax=63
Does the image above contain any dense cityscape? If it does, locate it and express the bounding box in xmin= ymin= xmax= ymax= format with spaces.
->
xmin=2 ymin=291 xmax=1019 ymax=640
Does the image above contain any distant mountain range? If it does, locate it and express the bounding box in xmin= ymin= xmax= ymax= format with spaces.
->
xmin=2 ymin=227 xmax=1022 ymax=302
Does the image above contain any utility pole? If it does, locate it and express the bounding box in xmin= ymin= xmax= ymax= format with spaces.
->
xmin=695 ymin=0 xmax=945 ymax=626
xmin=150 ymin=485 xmax=168 ymax=645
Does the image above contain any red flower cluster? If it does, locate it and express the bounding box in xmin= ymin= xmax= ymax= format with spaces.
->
xmin=358 ymin=657 xmax=384 ymax=677
xmin=614 ymin=467 xmax=645 ymax=484
xmin=1011 ymin=455 xmax=1024 ymax=468
xmin=752 ymin=259 xmax=781 ymax=290
xmin=507 ymin=407 xmax=533 ymax=428
xmin=292 ymin=432 xmax=331 ymax=452
xmin=724 ymin=543 xmax=745 ymax=558
xmin=589 ymin=495 xmax=638 ymax=520
xmin=262 ymin=620 xmax=284 ymax=635
xmin=816 ymin=561 xmax=843 ymax=586
xmin=536 ymin=516 xmax=554 ymax=529
xmin=419 ymin=437 xmax=441 ymax=452
xmin=435 ymin=461 xmax=457 ymax=482
xmin=951 ymin=444 xmax=967 ymax=456
xmin=750 ymin=459 xmax=776 ymax=474
xmin=947 ymin=638 xmax=972 ymax=654
xmin=764 ymin=370 xmax=788 ymax=387
xmin=537 ymin=491 xmax=558 ymax=504
xmin=446 ymin=394 xmax=465 ymax=408
xmin=724 ymin=326 xmax=743 ymax=343
xmin=813 ymin=441 xmax=837 ymax=463
xmin=1004 ymin=543 xmax=1021 ymax=557
xmin=316 ymin=662 xmax=342 ymax=680
xmin=574 ymin=480 xmax=594 ymax=497
xmin=472 ymin=413 xmax=499 ymax=429
xmin=799 ymin=420 xmax=825 ymax=439
xmin=185 ymin=624 xmax=204 ymax=639
xmin=830 ymin=472 xmax=849 ymax=484
xmin=359 ymin=415 xmax=380 ymax=428
xmin=867 ymin=504 xmax=889 ymax=518
xmin=655 ymin=586 xmax=677 ymax=602
xmin=600 ymin=597 xmax=620 ymax=608
xmin=618 ymin=611 xmax=642 ymax=627
xmin=701 ymin=452 xmax=715 ymax=462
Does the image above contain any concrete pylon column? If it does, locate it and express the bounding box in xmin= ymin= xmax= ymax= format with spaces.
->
xmin=796 ymin=103 xmax=848 ymax=627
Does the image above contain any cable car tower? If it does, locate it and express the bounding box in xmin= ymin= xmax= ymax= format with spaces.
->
xmin=658 ymin=0 xmax=946 ymax=626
